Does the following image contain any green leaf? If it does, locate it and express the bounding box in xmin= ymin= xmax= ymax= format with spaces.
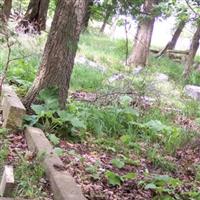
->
xmin=23 ymin=115 xmax=38 ymax=126
xmin=0 ymin=128 xmax=8 ymax=135
xmin=124 ymin=157 xmax=140 ymax=166
xmin=48 ymin=134 xmax=60 ymax=145
xmin=71 ymin=117 xmax=86 ymax=129
xmin=145 ymin=120 xmax=170 ymax=132
xmin=57 ymin=111 xmax=74 ymax=122
xmin=111 ymin=158 xmax=125 ymax=169
xmin=31 ymin=104 xmax=46 ymax=115
xmin=119 ymin=95 xmax=132 ymax=107
xmin=105 ymin=171 xmax=122 ymax=186
xmin=120 ymin=135 xmax=132 ymax=144
xmin=154 ymin=175 xmax=171 ymax=182
xmin=145 ymin=183 xmax=157 ymax=190
xmin=123 ymin=172 xmax=137 ymax=180
xmin=54 ymin=147 xmax=64 ymax=156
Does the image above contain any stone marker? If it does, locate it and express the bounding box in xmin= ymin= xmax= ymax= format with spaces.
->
xmin=154 ymin=73 xmax=169 ymax=82
xmin=75 ymin=55 xmax=107 ymax=73
xmin=0 ymin=166 xmax=14 ymax=197
xmin=107 ymin=73 xmax=125 ymax=83
xmin=132 ymin=66 xmax=143 ymax=75
xmin=184 ymin=85 xmax=200 ymax=101
xmin=25 ymin=127 xmax=86 ymax=200
xmin=1 ymin=85 xmax=26 ymax=129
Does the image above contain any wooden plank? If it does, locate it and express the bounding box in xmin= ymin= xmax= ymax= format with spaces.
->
xmin=167 ymin=49 xmax=189 ymax=55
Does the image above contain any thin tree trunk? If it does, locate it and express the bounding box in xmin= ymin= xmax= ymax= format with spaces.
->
xmin=157 ymin=20 xmax=186 ymax=57
xmin=127 ymin=0 xmax=156 ymax=67
xmin=110 ymin=15 xmax=119 ymax=37
xmin=100 ymin=5 xmax=112 ymax=33
xmin=23 ymin=0 xmax=89 ymax=109
xmin=19 ymin=0 xmax=50 ymax=32
xmin=82 ymin=0 xmax=93 ymax=32
xmin=183 ymin=24 xmax=200 ymax=79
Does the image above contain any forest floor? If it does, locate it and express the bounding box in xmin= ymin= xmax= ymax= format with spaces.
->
xmin=1 ymin=28 xmax=200 ymax=199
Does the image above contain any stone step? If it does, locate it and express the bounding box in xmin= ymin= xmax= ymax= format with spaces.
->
xmin=25 ymin=127 xmax=86 ymax=200
xmin=1 ymin=85 xmax=26 ymax=129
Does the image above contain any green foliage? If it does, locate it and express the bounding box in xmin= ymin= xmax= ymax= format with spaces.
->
xmin=105 ymin=170 xmax=123 ymax=186
xmin=0 ymin=143 xmax=9 ymax=165
xmin=25 ymin=88 xmax=86 ymax=141
xmin=14 ymin=157 xmax=45 ymax=198
xmin=54 ymin=147 xmax=64 ymax=156
xmin=111 ymin=158 xmax=125 ymax=169
xmin=105 ymin=170 xmax=136 ymax=186
xmin=85 ymin=162 xmax=102 ymax=180
xmin=48 ymin=134 xmax=60 ymax=145
xmin=149 ymin=56 xmax=183 ymax=84
xmin=143 ymin=174 xmax=181 ymax=199
xmin=147 ymin=149 xmax=176 ymax=172
xmin=25 ymin=87 xmax=184 ymax=153
xmin=79 ymin=30 xmax=129 ymax=71
xmin=71 ymin=64 xmax=104 ymax=91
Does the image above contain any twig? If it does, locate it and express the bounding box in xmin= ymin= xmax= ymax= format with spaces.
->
xmin=185 ymin=0 xmax=200 ymax=18
xmin=0 ymin=31 xmax=12 ymax=94
xmin=124 ymin=16 xmax=129 ymax=65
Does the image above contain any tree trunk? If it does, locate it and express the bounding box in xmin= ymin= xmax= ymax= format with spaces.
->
xmin=100 ymin=5 xmax=112 ymax=33
xmin=82 ymin=0 xmax=93 ymax=32
xmin=2 ymin=0 xmax=12 ymax=20
xmin=183 ymin=24 xmax=200 ymax=79
xmin=0 ymin=0 xmax=12 ymax=22
xmin=157 ymin=20 xmax=186 ymax=57
xmin=23 ymin=0 xmax=89 ymax=109
xmin=19 ymin=0 xmax=50 ymax=32
xmin=127 ymin=0 xmax=156 ymax=67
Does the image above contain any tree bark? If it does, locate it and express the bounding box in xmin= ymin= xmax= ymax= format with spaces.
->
xmin=157 ymin=20 xmax=186 ymax=57
xmin=183 ymin=24 xmax=200 ymax=79
xmin=19 ymin=0 xmax=50 ymax=32
xmin=82 ymin=0 xmax=93 ymax=32
xmin=127 ymin=0 xmax=156 ymax=67
xmin=0 ymin=0 xmax=12 ymax=22
xmin=2 ymin=0 xmax=12 ymax=20
xmin=23 ymin=0 xmax=89 ymax=109
xmin=100 ymin=5 xmax=112 ymax=33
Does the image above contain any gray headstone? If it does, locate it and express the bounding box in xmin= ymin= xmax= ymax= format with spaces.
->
xmin=0 ymin=166 xmax=14 ymax=197
xmin=184 ymin=85 xmax=200 ymax=101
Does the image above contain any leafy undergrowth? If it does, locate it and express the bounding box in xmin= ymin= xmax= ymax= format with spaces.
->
xmin=0 ymin=128 xmax=52 ymax=199
xmin=4 ymin=28 xmax=200 ymax=199
xmin=25 ymin=88 xmax=200 ymax=200
xmin=57 ymin=136 xmax=200 ymax=200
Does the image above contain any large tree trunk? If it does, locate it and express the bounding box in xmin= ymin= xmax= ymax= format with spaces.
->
xmin=23 ymin=0 xmax=89 ymax=109
xmin=0 ymin=0 xmax=12 ymax=22
xmin=19 ymin=0 xmax=50 ymax=32
xmin=157 ymin=20 xmax=186 ymax=57
xmin=183 ymin=24 xmax=200 ymax=79
xmin=127 ymin=0 xmax=156 ymax=67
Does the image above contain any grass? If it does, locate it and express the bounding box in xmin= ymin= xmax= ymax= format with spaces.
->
xmin=79 ymin=28 xmax=129 ymax=72
xmin=70 ymin=63 xmax=105 ymax=91
xmin=0 ymin=128 xmax=46 ymax=199
xmin=14 ymin=157 xmax=46 ymax=198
